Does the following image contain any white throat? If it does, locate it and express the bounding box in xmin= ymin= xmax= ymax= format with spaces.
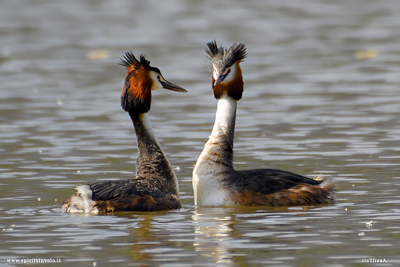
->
xmin=211 ymin=93 xmax=237 ymax=137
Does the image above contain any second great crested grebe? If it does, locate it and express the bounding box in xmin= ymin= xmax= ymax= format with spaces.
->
xmin=192 ymin=40 xmax=335 ymax=206
xmin=62 ymin=51 xmax=187 ymax=213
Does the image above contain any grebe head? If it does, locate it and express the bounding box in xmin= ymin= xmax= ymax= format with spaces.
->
xmin=206 ymin=40 xmax=247 ymax=100
xmin=119 ymin=51 xmax=187 ymax=113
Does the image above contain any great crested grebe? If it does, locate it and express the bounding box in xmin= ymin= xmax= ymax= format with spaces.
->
xmin=192 ymin=40 xmax=335 ymax=206
xmin=62 ymin=51 xmax=187 ymax=213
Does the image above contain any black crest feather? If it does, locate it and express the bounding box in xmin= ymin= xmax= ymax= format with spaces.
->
xmin=206 ymin=40 xmax=247 ymax=70
xmin=119 ymin=51 xmax=151 ymax=70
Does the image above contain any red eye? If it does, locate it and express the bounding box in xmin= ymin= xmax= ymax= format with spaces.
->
xmin=227 ymin=69 xmax=231 ymax=74
xmin=157 ymin=75 xmax=160 ymax=80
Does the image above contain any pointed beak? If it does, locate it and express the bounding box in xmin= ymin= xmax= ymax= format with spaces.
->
xmin=160 ymin=80 xmax=187 ymax=93
xmin=214 ymin=73 xmax=228 ymax=87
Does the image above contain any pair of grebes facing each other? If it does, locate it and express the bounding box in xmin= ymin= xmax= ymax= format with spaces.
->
xmin=62 ymin=41 xmax=335 ymax=214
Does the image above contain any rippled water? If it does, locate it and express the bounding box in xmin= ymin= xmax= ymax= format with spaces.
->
xmin=2 ymin=0 xmax=400 ymax=266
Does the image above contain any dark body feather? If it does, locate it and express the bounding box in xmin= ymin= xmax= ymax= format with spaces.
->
xmin=226 ymin=169 xmax=333 ymax=206
xmin=89 ymin=179 xmax=180 ymax=212
xmin=230 ymin=169 xmax=322 ymax=195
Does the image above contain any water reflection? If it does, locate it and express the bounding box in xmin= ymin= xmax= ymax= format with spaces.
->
xmin=192 ymin=208 xmax=238 ymax=266
xmin=128 ymin=215 xmax=155 ymax=264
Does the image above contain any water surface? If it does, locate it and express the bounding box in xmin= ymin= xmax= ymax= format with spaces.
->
xmin=1 ymin=0 xmax=400 ymax=266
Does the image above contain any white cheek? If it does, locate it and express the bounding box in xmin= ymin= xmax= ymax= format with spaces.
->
xmin=223 ymin=64 xmax=236 ymax=83
xmin=150 ymin=71 xmax=163 ymax=90
xmin=224 ymin=73 xmax=233 ymax=83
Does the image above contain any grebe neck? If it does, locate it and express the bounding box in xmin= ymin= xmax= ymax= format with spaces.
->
xmin=194 ymin=93 xmax=237 ymax=173
xmin=129 ymin=112 xmax=179 ymax=195
xmin=204 ymin=93 xmax=237 ymax=169
xmin=192 ymin=93 xmax=237 ymax=205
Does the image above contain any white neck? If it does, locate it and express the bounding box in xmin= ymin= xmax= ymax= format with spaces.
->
xmin=192 ymin=93 xmax=237 ymax=205
xmin=210 ymin=93 xmax=237 ymax=139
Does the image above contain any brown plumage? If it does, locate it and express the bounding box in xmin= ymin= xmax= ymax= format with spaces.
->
xmin=192 ymin=40 xmax=335 ymax=207
xmin=120 ymin=52 xmax=158 ymax=113
xmin=62 ymin=52 xmax=186 ymax=213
